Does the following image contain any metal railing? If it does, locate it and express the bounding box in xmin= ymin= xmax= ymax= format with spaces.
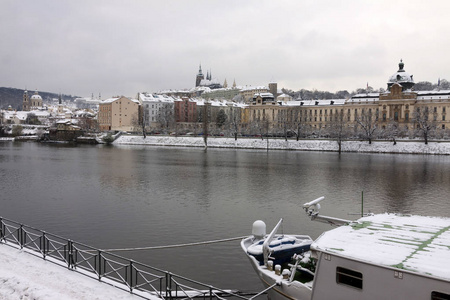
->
xmin=0 ymin=217 xmax=264 ymax=299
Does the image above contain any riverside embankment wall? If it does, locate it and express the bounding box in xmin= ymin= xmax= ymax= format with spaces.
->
xmin=114 ymin=135 xmax=450 ymax=155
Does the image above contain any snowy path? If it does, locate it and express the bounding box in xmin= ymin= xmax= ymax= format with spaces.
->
xmin=0 ymin=244 xmax=148 ymax=300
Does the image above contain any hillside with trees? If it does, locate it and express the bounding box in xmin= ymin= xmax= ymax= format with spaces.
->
xmin=0 ymin=87 xmax=78 ymax=110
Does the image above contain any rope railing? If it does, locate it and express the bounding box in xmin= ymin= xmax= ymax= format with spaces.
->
xmin=0 ymin=217 xmax=267 ymax=299
xmin=93 ymin=236 xmax=248 ymax=252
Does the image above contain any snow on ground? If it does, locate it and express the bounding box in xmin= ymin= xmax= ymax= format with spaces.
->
xmin=114 ymin=135 xmax=450 ymax=155
xmin=0 ymin=243 xmax=150 ymax=300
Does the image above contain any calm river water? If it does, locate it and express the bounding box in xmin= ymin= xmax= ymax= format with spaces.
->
xmin=1 ymin=141 xmax=450 ymax=292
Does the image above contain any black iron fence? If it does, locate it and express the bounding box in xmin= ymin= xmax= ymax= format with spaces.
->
xmin=0 ymin=217 xmax=263 ymax=299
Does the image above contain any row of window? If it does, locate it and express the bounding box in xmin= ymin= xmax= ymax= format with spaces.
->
xmin=336 ymin=267 xmax=449 ymax=299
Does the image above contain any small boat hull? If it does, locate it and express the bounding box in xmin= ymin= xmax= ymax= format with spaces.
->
xmin=241 ymin=234 xmax=314 ymax=300
xmin=242 ymin=237 xmax=314 ymax=300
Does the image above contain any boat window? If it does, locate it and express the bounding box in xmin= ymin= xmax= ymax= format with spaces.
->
xmin=336 ymin=267 xmax=362 ymax=289
xmin=432 ymin=291 xmax=450 ymax=300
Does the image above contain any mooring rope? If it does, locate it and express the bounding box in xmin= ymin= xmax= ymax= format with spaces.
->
xmin=99 ymin=235 xmax=248 ymax=252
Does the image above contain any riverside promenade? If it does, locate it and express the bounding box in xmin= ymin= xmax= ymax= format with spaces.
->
xmin=0 ymin=243 xmax=144 ymax=300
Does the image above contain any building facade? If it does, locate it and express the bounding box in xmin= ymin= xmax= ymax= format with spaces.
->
xmin=241 ymin=61 xmax=450 ymax=138
xmin=98 ymin=96 xmax=140 ymax=131
xmin=138 ymin=93 xmax=174 ymax=130
xmin=174 ymin=97 xmax=197 ymax=123
xmin=240 ymin=86 xmax=270 ymax=103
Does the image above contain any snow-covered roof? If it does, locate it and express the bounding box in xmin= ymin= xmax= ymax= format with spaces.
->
xmin=139 ymin=93 xmax=175 ymax=103
xmin=312 ymin=213 xmax=450 ymax=280
xmin=30 ymin=94 xmax=42 ymax=100
xmin=241 ymin=86 xmax=268 ymax=92
xmin=287 ymin=99 xmax=346 ymax=106
xmin=254 ymin=92 xmax=274 ymax=98
xmin=101 ymin=97 xmax=140 ymax=104
xmin=347 ymin=94 xmax=379 ymax=103
xmin=416 ymin=90 xmax=450 ymax=101
xmin=1 ymin=110 xmax=50 ymax=121
xmin=351 ymin=93 xmax=380 ymax=99
xmin=199 ymin=78 xmax=220 ymax=86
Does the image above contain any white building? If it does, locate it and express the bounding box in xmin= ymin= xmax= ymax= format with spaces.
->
xmin=137 ymin=93 xmax=175 ymax=129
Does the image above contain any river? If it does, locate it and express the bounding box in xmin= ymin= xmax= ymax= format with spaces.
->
xmin=1 ymin=141 xmax=449 ymax=293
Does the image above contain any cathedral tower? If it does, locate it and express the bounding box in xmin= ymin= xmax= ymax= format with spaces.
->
xmin=195 ymin=64 xmax=204 ymax=87
xmin=23 ymin=90 xmax=30 ymax=111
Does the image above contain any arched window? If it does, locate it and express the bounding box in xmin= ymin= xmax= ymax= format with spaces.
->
xmin=394 ymin=111 xmax=399 ymax=121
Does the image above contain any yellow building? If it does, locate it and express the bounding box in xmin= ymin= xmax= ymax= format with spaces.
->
xmin=98 ymin=96 xmax=140 ymax=132
xmin=242 ymin=61 xmax=450 ymax=138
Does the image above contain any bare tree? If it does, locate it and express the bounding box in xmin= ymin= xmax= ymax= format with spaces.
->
xmin=379 ymin=119 xmax=399 ymax=145
xmin=131 ymin=114 xmax=142 ymax=134
xmin=77 ymin=116 xmax=98 ymax=132
xmin=156 ymin=104 xmax=175 ymax=134
xmin=276 ymin=108 xmax=289 ymax=141
xmin=249 ymin=119 xmax=265 ymax=140
xmin=290 ymin=108 xmax=307 ymax=141
xmin=413 ymin=106 xmax=436 ymax=145
xmin=355 ymin=108 xmax=378 ymax=144
xmin=327 ymin=109 xmax=348 ymax=153
xmin=228 ymin=105 xmax=241 ymax=141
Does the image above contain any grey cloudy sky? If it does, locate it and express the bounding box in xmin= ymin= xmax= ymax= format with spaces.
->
xmin=2 ymin=0 xmax=449 ymax=98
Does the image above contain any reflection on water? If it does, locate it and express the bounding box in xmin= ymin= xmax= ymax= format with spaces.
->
xmin=1 ymin=142 xmax=449 ymax=291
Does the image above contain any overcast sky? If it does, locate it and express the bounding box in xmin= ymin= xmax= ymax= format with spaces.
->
xmin=2 ymin=0 xmax=449 ymax=98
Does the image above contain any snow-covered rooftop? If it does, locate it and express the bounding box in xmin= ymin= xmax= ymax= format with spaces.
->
xmin=138 ymin=93 xmax=175 ymax=102
xmin=312 ymin=213 xmax=450 ymax=280
xmin=288 ymin=99 xmax=346 ymax=106
xmin=240 ymin=86 xmax=268 ymax=92
xmin=416 ymin=90 xmax=450 ymax=101
xmin=101 ymin=97 xmax=140 ymax=104
xmin=254 ymin=92 xmax=274 ymax=98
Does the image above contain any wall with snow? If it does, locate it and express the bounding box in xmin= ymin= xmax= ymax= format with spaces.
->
xmin=114 ymin=136 xmax=450 ymax=155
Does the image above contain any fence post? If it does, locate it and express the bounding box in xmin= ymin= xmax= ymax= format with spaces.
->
xmin=68 ymin=240 xmax=74 ymax=269
xmin=97 ymin=250 xmax=102 ymax=280
xmin=41 ymin=231 xmax=46 ymax=258
xmin=0 ymin=217 xmax=4 ymax=241
xmin=129 ymin=260 xmax=134 ymax=292
xmin=19 ymin=224 xmax=24 ymax=249
xmin=165 ymin=272 xmax=171 ymax=299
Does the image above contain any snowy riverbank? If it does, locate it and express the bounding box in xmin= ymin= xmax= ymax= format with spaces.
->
xmin=0 ymin=244 xmax=144 ymax=300
xmin=114 ymin=135 xmax=450 ymax=155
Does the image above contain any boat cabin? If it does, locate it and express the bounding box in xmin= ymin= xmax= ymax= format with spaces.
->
xmin=310 ymin=214 xmax=450 ymax=299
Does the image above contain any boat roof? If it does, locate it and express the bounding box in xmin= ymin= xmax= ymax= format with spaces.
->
xmin=311 ymin=213 xmax=450 ymax=281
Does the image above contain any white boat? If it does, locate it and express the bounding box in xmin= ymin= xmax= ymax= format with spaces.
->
xmin=241 ymin=197 xmax=450 ymax=300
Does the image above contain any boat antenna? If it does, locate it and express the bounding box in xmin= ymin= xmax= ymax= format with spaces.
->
xmin=361 ymin=191 xmax=364 ymax=217
xmin=303 ymin=197 xmax=351 ymax=226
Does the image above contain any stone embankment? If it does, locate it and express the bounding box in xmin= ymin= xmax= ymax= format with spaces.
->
xmin=114 ymin=135 xmax=450 ymax=155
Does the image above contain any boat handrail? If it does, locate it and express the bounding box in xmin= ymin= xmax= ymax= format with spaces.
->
xmin=262 ymin=218 xmax=283 ymax=266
